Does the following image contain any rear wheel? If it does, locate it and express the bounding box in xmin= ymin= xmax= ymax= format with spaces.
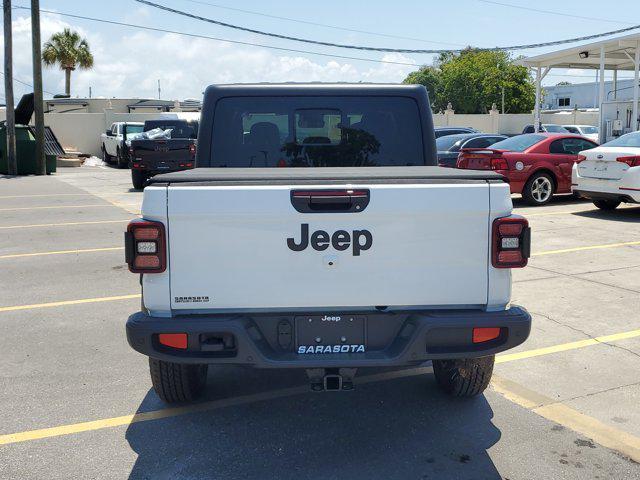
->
xmin=131 ymin=170 xmax=147 ymax=190
xmin=149 ymin=359 xmax=208 ymax=403
xmin=102 ymin=145 xmax=111 ymax=164
xmin=433 ymin=356 xmax=494 ymax=397
xmin=593 ymin=199 xmax=620 ymax=210
xmin=116 ymin=148 xmax=127 ymax=169
xmin=523 ymin=172 xmax=554 ymax=206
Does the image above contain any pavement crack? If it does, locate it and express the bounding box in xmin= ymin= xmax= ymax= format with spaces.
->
xmin=529 ymin=310 xmax=640 ymax=361
xmin=527 ymin=264 xmax=640 ymax=295
xmin=550 ymin=380 xmax=640 ymax=406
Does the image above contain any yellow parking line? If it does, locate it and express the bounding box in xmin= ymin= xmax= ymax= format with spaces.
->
xmin=532 ymin=241 xmax=640 ymax=257
xmin=0 ymin=219 xmax=130 ymax=230
xmin=0 ymin=294 xmax=140 ymax=313
xmin=1 ymin=327 xmax=639 ymax=446
xmin=0 ymin=247 xmax=124 ymax=260
xmin=0 ymin=193 xmax=94 ymax=199
xmin=526 ymin=210 xmax=585 ymax=217
xmin=491 ymin=375 xmax=640 ymax=463
xmin=0 ymin=204 xmax=138 ymax=212
xmin=496 ymin=329 xmax=640 ymax=363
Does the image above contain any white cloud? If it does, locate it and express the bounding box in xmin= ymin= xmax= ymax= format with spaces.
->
xmin=1 ymin=13 xmax=419 ymax=101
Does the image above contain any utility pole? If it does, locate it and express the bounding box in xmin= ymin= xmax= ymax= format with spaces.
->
xmin=157 ymin=79 xmax=161 ymax=100
xmin=31 ymin=0 xmax=46 ymax=175
xmin=3 ymin=0 xmax=17 ymax=175
xmin=501 ymin=86 xmax=505 ymax=115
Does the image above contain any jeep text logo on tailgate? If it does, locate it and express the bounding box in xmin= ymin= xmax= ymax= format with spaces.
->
xmin=287 ymin=224 xmax=372 ymax=256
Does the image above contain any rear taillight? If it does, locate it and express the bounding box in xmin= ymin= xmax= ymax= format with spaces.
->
xmin=456 ymin=154 xmax=468 ymax=169
xmin=189 ymin=143 xmax=197 ymax=157
xmin=490 ymin=156 xmax=508 ymax=170
xmin=576 ymin=154 xmax=587 ymax=163
xmin=178 ymin=162 xmax=194 ymax=168
xmin=617 ymin=155 xmax=640 ymax=167
xmin=492 ymin=216 xmax=530 ymax=268
xmin=125 ymin=220 xmax=166 ymax=273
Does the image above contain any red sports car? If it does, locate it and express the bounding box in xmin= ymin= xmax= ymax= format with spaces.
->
xmin=456 ymin=133 xmax=598 ymax=205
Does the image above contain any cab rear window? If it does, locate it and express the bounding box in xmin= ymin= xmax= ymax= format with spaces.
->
xmin=210 ymin=96 xmax=424 ymax=167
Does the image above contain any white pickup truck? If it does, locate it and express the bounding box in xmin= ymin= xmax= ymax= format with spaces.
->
xmin=125 ymin=84 xmax=531 ymax=403
xmin=100 ymin=122 xmax=144 ymax=168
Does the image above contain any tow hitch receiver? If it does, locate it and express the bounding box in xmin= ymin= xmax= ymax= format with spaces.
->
xmin=306 ymin=368 xmax=357 ymax=391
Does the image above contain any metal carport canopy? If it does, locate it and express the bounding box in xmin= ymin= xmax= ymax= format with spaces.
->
xmin=518 ymin=32 xmax=640 ymax=137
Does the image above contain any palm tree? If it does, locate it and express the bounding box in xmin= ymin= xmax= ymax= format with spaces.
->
xmin=42 ymin=28 xmax=94 ymax=96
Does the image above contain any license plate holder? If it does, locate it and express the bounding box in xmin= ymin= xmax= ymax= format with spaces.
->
xmin=295 ymin=315 xmax=366 ymax=354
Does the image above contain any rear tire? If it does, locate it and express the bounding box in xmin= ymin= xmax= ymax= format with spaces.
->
xmin=593 ymin=199 xmax=620 ymax=210
xmin=522 ymin=172 xmax=555 ymax=206
xmin=433 ymin=356 xmax=494 ymax=397
xmin=149 ymin=358 xmax=208 ymax=404
xmin=131 ymin=170 xmax=147 ymax=190
xmin=102 ymin=145 xmax=111 ymax=164
xmin=116 ymin=148 xmax=127 ymax=169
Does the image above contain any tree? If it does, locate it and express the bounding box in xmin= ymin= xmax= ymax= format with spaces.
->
xmin=403 ymin=66 xmax=441 ymax=108
xmin=42 ymin=28 xmax=94 ymax=96
xmin=403 ymin=49 xmax=535 ymax=114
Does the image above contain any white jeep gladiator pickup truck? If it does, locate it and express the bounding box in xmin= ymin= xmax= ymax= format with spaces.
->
xmin=125 ymin=84 xmax=531 ymax=403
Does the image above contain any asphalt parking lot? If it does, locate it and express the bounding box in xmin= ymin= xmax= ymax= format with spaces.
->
xmin=1 ymin=166 xmax=640 ymax=479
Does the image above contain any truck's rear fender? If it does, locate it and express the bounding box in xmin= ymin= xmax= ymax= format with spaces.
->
xmin=140 ymin=186 xmax=172 ymax=317
xmin=487 ymin=182 xmax=514 ymax=310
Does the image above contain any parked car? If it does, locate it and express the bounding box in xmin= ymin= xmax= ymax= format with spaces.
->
xmin=562 ymin=125 xmax=599 ymax=143
xmin=100 ymin=122 xmax=144 ymax=168
xmin=129 ymin=119 xmax=198 ymax=190
xmin=434 ymin=126 xmax=478 ymax=138
xmin=436 ymin=133 xmax=507 ymax=167
xmin=522 ymin=124 xmax=569 ymax=134
xmin=457 ymin=133 xmax=598 ymax=205
xmin=572 ymin=131 xmax=640 ymax=210
xmin=124 ymin=83 xmax=531 ymax=404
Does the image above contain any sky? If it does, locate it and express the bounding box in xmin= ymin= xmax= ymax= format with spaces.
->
xmin=1 ymin=0 xmax=640 ymax=102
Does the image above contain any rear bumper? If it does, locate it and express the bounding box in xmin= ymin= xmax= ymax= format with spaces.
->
xmin=126 ymin=306 xmax=531 ymax=368
xmin=572 ymin=165 xmax=640 ymax=203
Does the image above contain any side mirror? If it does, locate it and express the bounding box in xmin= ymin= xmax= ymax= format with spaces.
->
xmin=105 ymin=130 xmax=112 ymax=136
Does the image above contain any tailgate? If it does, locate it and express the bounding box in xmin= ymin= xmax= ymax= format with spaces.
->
xmin=133 ymin=140 xmax=192 ymax=170
xmin=166 ymin=182 xmax=491 ymax=311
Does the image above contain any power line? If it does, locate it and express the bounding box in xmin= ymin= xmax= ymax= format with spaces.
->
xmin=182 ymin=0 xmax=467 ymax=47
xmin=136 ymin=0 xmax=640 ymax=53
xmin=0 ymin=70 xmax=55 ymax=95
xmin=13 ymin=6 xmax=420 ymax=67
xmin=476 ymin=0 xmax=636 ymax=26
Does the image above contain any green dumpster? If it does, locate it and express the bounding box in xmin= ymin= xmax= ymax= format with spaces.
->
xmin=0 ymin=124 xmax=57 ymax=175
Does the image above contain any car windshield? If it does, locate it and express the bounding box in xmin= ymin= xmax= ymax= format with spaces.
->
xmin=488 ymin=134 xmax=546 ymax=152
xmin=211 ymin=96 xmax=424 ymax=167
xmin=580 ymin=126 xmax=598 ymax=134
xmin=602 ymin=131 xmax=640 ymax=147
xmin=544 ymin=125 xmax=569 ymax=133
xmin=436 ymin=134 xmax=467 ymax=151
xmin=124 ymin=125 xmax=144 ymax=139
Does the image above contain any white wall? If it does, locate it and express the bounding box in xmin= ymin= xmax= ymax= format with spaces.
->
xmin=42 ymin=111 xmax=194 ymax=157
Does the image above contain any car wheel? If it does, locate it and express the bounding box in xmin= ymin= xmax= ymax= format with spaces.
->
xmin=116 ymin=148 xmax=127 ymax=169
xmin=593 ymin=199 xmax=620 ymax=211
xmin=433 ymin=356 xmax=494 ymax=397
xmin=149 ymin=358 xmax=208 ymax=404
xmin=523 ymin=172 xmax=554 ymax=206
xmin=102 ymin=146 xmax=111 ymax=164
xmin=131 ymin=170 xmax=147 ymax=190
